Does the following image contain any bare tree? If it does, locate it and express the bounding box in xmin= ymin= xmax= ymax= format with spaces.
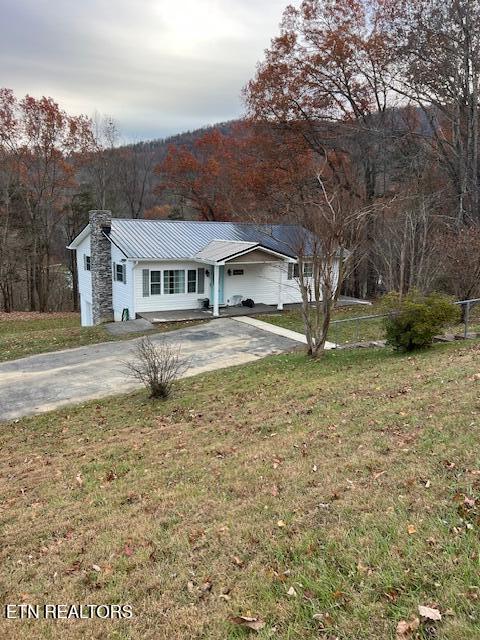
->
xmin=87 ymin=112 xmax=120 ymax=211
xmin=373 ymin=193 xmax=442 ymax=295
xmin=124 ymin=337 xmax=188 ymax=399
xmin=284 ymin=172 xmax=369 ymax=358
xmin=116 ymin=145 xmax=156 ymax=218
xmin=390 ymin=0 xmax=480 ymax=225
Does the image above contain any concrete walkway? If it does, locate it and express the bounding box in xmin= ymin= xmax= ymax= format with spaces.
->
xmin=0 ymin=318 xmax=298 ymax=422
xmin=232 ymin=316 xmax=336 ymax=349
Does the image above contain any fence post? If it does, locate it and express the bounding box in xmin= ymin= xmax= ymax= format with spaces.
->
xmin=464 ymin=301 xmax=470 ymax=339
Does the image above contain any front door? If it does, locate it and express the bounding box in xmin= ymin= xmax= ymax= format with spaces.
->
xmin=210 ymin=266 xmax=225 ymax=305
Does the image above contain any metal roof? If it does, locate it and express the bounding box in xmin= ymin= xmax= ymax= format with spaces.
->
xmin=105 ymin=220 xmax=308 ymax=260
xmin=193 ymin=240 xmax=259 ymax=262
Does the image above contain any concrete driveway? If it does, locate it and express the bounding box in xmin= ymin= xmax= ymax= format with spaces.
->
xmin=0 ymin=318 xmax=298 ymax=421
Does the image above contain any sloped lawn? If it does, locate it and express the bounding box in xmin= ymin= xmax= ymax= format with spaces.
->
xmin=0 ymin=313 xmax=204 ymax=362
xmin=1 ymin=341 xmax=479 ymax=639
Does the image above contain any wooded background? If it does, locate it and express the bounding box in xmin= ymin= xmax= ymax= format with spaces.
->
xmin=1 ymin=0 xmax=479 ymax=312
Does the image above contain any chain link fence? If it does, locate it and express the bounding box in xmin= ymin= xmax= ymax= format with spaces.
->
xmin=328 ymin=298 xmax=480 ymax=346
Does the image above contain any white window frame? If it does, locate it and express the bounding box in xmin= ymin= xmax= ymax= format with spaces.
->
xmin=163 ymin=269 xmax=186 ymax=295
xmin=150 ymin=270 xmax=161 ymax=295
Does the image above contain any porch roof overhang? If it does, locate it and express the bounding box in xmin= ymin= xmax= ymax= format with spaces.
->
xmin=193 ymin=239 xmax=295 ymax=265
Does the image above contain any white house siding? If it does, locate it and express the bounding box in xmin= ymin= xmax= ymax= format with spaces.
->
xmin=134 ymin=261 xmax=212 ymax=313
xmin=133 ymin=260 xmax=309 ymax=313
xmin=75 ymin=235 xmax=93 ymax=326
xmin=223 ymin=263 xmax=291 ymax=305
xmin=111 ymin=244 xmax=135 ymax=321
xmin=223 ymin=261 xmax=340 ymax=306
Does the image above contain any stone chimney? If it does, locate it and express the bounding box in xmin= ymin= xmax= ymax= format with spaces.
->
xmin=90 ymin=210 xmax=113 ymax=324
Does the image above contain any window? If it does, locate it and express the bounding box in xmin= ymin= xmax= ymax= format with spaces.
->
xmin=116 ymin=263 xmax=125 ymax=283
xmin=84 ymin=255 xmax=91 ymax=271
xmin=287 ymin=263 xmax=300 ymax=280
xmin=113 ymin=262 xmax=126 ymax=283
xmin=303 ymin=263 xmax=313 ymax=278
xmin=187 ymin=269 xmax=197 ymax=293
xmin=232 ymin=269 xmax=244 ymax=276
xmin=150 ymin=270 xmax=161 ymax=295
xmin=163 ymin=269 xmax=185 ymax=294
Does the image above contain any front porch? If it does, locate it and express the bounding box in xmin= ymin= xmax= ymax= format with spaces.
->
xmin=138 ymin=297 xmax=369 ymax=324
xmin=138 ymin=303 xmax=284 ymax=324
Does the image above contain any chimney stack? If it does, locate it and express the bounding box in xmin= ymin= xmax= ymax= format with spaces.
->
xmin=89 ymin=210 xmax=113 ymax=324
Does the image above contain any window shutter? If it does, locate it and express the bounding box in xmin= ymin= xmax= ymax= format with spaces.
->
xmin=112 ymin=262 xmax=117 ymax=281
xmin=83 ymin=254 xmax=87 ymax=270
xmin=123 ymin=264 xmax=127 ymax=284
xmin=197 ymin=268 xmax=205 ymax=294
xmin=287 ymin=263 xmax=293 ymax=280
xmin=142 ymin=269 xmax=150 ymax=296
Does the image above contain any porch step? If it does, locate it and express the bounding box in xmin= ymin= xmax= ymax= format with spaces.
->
xmin=232 ymin=316 xmax=336 ymax=349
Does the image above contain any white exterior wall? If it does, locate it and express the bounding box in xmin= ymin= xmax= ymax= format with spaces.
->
xmin=224 ymin=260 xmax=340 ymax=306
xmin=134 ymin=261 xmax=212 ymax=313
xmin=132 ymin=260 xmax=328 ymax=313
xmin=111 ymin=244 xmax=135 ymax=321
xmin=75 ymin=235 xmax=93 ymax=326
xmin=223 ymin=263 xmax=301 ymax=305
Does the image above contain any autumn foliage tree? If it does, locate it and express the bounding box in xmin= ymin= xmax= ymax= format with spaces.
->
xmin=243 ymin=0 xmax=401 ymax=297
xmin=0 ymin=88 xmax=93 ymax=311
xmin=154 ymin=127 xmax=266 ymax=220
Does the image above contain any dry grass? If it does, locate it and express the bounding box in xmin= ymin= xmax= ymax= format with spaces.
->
xmin=0 ymin=342 xmax=479 ymax=639
xmin=0 ymin=314 xmax=205 ymax=362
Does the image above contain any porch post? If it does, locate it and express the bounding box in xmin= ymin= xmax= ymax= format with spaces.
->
xmin=277 ymin=263 xmax=284 ymax=310
xmin=213 ymin=263 xmax=220 ymax=317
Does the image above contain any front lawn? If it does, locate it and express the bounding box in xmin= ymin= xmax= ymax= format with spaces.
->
xmin=1 ymin=341 xmax=479 ymax=639
xmin=262 ymin=304 xmax=385 ymax=344
xmin=0 ymin=312 xmax=204 ymax=362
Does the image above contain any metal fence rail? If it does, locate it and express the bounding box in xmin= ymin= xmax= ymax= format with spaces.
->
xmin=329 ymin=298 xmax=480 ymax=344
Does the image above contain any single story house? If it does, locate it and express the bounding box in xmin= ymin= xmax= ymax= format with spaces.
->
xmin=68 ymin=210 xmax=339 ymax=326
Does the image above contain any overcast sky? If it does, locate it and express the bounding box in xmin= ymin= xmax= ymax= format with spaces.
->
xmin=1 ymin=0 xmax=287 ymax=142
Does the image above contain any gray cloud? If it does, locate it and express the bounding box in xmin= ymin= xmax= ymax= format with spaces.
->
xmin=1 ymin=0 xmax=287 ymax=141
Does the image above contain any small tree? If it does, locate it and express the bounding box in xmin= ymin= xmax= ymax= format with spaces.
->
xmin=124 ymin=337 xmax=187 ymax=399
xmin=382 ymin=291 xmax=460 ymax=351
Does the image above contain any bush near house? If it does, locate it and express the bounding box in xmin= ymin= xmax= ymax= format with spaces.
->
xmin=382 ymin=291 xmax=460 ymax=351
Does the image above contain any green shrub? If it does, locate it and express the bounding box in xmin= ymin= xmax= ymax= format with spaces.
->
xmin=381 ymin=291 xmax=460 ymax=351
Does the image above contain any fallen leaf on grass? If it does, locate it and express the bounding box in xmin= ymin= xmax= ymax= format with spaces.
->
xmin=230 ymin=616 xmax=265 ymax=632
xmin=277 ymin=520 xmax=286 ymax=528
xmin=407 ymin=524 xmax=417 ymax=535
xmin=287 ymin=586 xmax=297 ymax=596
xmin=232 ymin=556 xmax=244 ymax=567
xmin=123 ymin=544 xmax=134 ymax=557
xmin=75 ymin=473 xmax=83 ymax=486
xmin=396 ymin=616 xmax=419 ymax=638
xmin=91 ymin=564 xmax=101 ymax=572
xmin=418 ymin=605 xmax=442 ymax=621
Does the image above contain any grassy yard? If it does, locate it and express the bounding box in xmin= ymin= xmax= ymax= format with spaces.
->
xmin=261 ymin=304 xmax=386 ymax=344
xmin=1 ymin=341 xmax=479 ymax=639
xmin=0 ymin=313 xmax=204 ymax=362
xmin=261 ymin=302 xmax=480 ymax=345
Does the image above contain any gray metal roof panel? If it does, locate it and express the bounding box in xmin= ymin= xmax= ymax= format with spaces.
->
xmin=108 ymin=220 xmax=308 ymax=260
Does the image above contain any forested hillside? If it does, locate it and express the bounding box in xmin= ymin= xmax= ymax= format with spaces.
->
xmin=1 ymin=0 xmax=480 ymax=313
